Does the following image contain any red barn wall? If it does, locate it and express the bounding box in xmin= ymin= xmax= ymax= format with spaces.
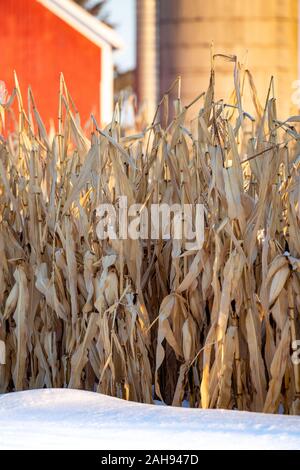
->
xmin=0 ymin=0 xmax=101 ymax=127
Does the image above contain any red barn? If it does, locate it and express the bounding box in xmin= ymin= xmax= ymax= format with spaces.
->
xmin=0 ymin=0 xmax=122 ymax=126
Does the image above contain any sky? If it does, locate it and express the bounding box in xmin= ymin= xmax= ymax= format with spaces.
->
xmin=104 ymin=0 xmax=136 ymax=72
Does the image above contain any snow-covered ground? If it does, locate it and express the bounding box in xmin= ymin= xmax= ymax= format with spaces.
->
xmin=0 ymin=388 xmax=299 ymax=450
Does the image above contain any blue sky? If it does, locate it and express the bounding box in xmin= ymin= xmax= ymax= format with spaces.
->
xmin=104 ymin=0 xmax=136 ymax=72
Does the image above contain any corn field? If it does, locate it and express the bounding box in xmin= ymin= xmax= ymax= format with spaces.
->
xmin=0 ymin=55 xmax=300 ymax=414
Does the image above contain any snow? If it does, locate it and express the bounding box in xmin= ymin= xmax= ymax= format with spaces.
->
xmin=0 ymin=388 xmax=299 ymax=450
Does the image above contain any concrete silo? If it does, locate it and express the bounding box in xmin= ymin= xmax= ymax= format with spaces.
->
xmin=137 ymin=0 xmax=298 ymax=119
xmin=136 ymin=0 xmax=158 ymax=122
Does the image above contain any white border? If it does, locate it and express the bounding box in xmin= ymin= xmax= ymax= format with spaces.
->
xmin=37 ymin=0 xmax=123 ymax=49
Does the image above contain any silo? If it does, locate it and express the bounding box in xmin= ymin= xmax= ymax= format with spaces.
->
xmin=137 ymin=0 xmax=298 ymax=119
xmin=136 ymin=0 xmax=158 ymax=122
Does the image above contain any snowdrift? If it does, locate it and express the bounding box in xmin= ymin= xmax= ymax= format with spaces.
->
xmin=0 ymin=389 xmax=299 ymax=449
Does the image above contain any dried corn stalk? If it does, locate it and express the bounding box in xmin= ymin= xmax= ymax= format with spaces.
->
xmin=0 ymin=58 xmax=300 ymax=414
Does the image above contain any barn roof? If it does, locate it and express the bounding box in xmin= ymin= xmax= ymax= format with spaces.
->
xmin=37 ymin=0 xmax=123 ymax=49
